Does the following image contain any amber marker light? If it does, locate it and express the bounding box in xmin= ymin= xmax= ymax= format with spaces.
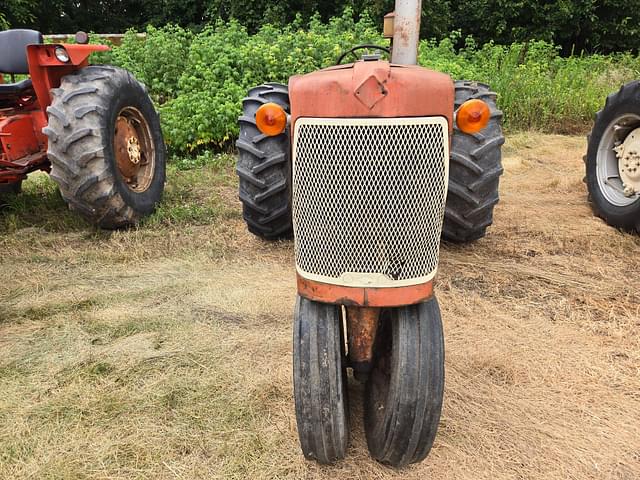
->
xmin=456 ymin=99 xmax=490 ymax=134
xmin=255 ymin=102 xmax=287 ymax=136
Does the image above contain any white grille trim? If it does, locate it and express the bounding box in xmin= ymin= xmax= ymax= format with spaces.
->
xmin=292 ymin=116 xmax=449 ymax=288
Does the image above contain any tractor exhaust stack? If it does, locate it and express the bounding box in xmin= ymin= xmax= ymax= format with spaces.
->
xmin=392 ymin=0 xmax=422 ymax=65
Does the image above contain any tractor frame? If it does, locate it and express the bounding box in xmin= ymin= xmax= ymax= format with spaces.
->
xmin=0 ymin=34 xmax=107 ymax=186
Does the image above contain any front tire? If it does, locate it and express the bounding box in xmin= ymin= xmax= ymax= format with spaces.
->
xmin=44 ymin=65 xmax=166 ymax=229
xmin=443 ymin=81 xmax=505 ymax=243
xmin=293 ymin=295 xmax=349 ymax=464
xmin=585 ymin=81 xmax=640 ymax=232
xmin=365 ymin=297 xmax=445 ymax=467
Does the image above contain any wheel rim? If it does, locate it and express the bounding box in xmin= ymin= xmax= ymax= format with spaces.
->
xmin=114 ymin=106 xmax=155 ymax=193
xmin=596 ymin=114 xmax=640 ymax=207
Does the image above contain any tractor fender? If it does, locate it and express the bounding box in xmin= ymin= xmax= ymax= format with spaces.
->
xmin=27 ymin=43 xmax=110 ymax=69
xmin=26 ymin=43 xmax=110 ymax=112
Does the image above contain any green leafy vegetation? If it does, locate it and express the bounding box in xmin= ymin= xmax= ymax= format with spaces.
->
xmin=3 ymin=5 xmax=639 ymax=154
xmin=418 ymin=35 xmax=639 ymax=133
xmin=5 ymin=0 xmax=640 ymax=54
xmin=154 ymin=12 xmax=382 ymax=153
xmin=94 ymin=12 xmax=639 ymax=154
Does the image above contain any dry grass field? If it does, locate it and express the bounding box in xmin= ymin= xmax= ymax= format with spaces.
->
xmin=1 ymin=133 xmax=639 ymax=479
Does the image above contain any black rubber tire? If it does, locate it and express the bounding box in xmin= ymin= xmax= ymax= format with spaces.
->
xmin=443 ymin=81 xmax=505 ymax=243
xmin=236 ymin=83 xmax=292 ymax=240
xmin=365 ymin=296 xmax=444 ymax=468
xmin=293 ymin=295 xmax=349 ymax=464
xmin=585 ymin=81 xmax=640 ymax=232
xmin=43 ymin=65 xmax=166 ymax=229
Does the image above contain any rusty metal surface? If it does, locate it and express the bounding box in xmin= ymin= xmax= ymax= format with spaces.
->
xmin=354 ymin=71 xmax=389 ymax=109
xmin=289 ymin=60 xmax=453 ymax=134
xmin=297 ymin=274 xmax=434 ymax=307
xmin=0 ymin=151 xmax=48 ymax=183
xmin=392 ymin=0 xmax=422 ymax=65
xmin=114 ymin=116 xmax=138 ymax=178
xmin=113 ymin=107 xmax=155 ymax=193
xmin=346 ymin=307 xmax=380 ymax=372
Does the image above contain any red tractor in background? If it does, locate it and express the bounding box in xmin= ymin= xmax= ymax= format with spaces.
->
xmin=236 ymin=0 xmax=505 ymax=468
xmin=0 ymin=29 xmax=165 ymax=228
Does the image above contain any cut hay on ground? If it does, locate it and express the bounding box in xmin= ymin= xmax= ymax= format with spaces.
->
xmin=0 ymin=133 xmax=639 ymax=479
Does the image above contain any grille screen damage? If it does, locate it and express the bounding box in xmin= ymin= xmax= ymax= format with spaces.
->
xmin=292 ymin=117 xmax=449 ymax=287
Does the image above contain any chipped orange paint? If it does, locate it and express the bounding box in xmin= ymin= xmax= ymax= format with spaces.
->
xmin=297 ymin=274 xmax=433 ymax=307
xmin=289 ymin=59 xmax=449 ymax=308
xmin=288 ymin=60 xmax=454 ymax=134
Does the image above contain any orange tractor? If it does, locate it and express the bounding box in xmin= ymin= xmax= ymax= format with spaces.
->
xmin=236 ymin=0 xmax=504 ymax=466
xmin=0 ymin=29 xmax=165 ymax=227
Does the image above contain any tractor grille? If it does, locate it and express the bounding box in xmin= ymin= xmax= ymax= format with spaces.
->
xmin=292 ymin=117 xmax=449 ymax=287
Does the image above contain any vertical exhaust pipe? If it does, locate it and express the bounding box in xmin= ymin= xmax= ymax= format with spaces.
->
xmin=392 ymin=0 xmax=422 ymax=65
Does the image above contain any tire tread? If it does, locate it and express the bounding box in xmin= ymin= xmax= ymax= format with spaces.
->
xmin=585 ymin=80 xmax=640 ymax=232
xmin=44 ymin=65 xmax=163 ymax=228
xmin=294 ymin=296 xmax=349 ymax=464
xmin=236 ymin=83 xmax=293 ymax=240
xmin=443 ymin=81 xmax=505 ymax=243
xmin=365 ymin=298 xmax=445 ymax=467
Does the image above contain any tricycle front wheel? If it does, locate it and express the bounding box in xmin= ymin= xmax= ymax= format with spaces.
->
xmin=364 ymin=296 xmax=445 ymax=467
xmin=293 ymin=295 xmax=349 ymax=464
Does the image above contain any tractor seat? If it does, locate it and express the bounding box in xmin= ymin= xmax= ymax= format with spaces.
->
xmin=0 ymin=29 xmax=43 ymax=74
xmin=0 ymin=78 xmax=34 ymax=96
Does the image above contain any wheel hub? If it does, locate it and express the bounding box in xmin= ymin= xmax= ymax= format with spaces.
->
xmin=614 ymin=127 xmax=640 ymax=196
xmin=596 ymin=114 xmax=640 ymax=207
xmin=127 ymin=136 xmax=141 ymax=165
xmin=113 ymin=107 xmax=155 ymax=193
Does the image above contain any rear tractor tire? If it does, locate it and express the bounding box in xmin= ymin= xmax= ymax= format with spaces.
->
xmin=44 ymin=65 xmax=166 ymax=229
xmin=236 ymin=83 xmax=292 ymax=240
xmin=364 ymin=297 xmax=445 ymax=468
xmin=293 ymin=295 xmax=349 ymax=464
xmin=443 ymin=81 xmax=505 ymax=243
xmin=585 ymin=81 xmax=640 ymax=232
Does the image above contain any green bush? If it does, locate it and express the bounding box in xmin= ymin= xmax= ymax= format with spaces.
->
xmin=101 ymin=12 xmax=640 ymax=155
xmin=420 ymin=35 xmax=639 ymax=133
xmin=159 ymin=9 xmax=381 ymax=152
xmin=111 ymin=25 xmax=194 ymax=103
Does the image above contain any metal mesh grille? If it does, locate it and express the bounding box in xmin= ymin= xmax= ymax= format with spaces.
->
xmin=292 ymin=117 xmax=449 ymax=287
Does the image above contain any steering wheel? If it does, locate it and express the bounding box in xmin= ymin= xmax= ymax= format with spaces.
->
xmin=336 ymin=44 xmax=391 ymax=65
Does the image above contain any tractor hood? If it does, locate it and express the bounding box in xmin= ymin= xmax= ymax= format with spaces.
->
xmin=288 ymin=60 xmax=454 ymax=132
